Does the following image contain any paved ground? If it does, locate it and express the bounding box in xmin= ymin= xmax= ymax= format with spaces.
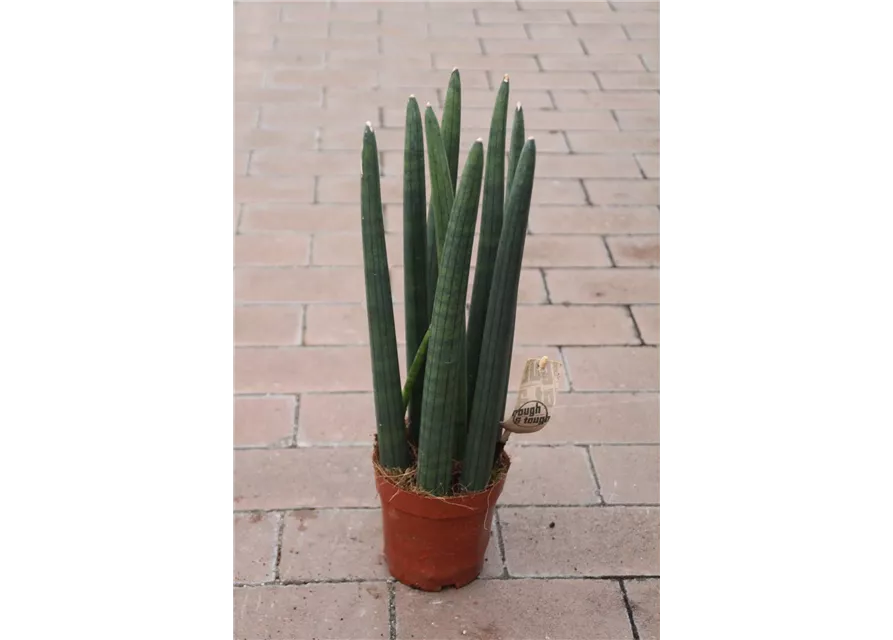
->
xmin=234 ymin=2 xmax=659 ymax=638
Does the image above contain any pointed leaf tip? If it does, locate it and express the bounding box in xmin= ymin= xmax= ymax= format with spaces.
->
xmin=503 ymin=74 xmax=509 ymax=82
xmin=516 ymin=102 xmax=522 ymax=110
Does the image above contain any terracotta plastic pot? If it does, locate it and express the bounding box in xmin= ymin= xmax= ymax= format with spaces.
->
xmin=373 ymin=448 xmax=510 ymax=592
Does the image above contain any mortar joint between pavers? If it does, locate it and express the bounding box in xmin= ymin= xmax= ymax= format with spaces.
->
xmin=634 ymin=154 xmax=649 ymax=179
xmin=272 ymin=512 xmax=285 ymax=581
xmin=545 ymin=89 xmax=557 ymax=110
xmin=387 ymin=581 xmax=397 ymax=640
xmin=538 ymin=268 xmax=553 ymax=304
xmin=582 ymin=444 xmax=606 ymax=505
xmin=557 ymin=346 xmax=574 ymax=391
xmin=478 ymin=573 xmax=659 ymax=581
xmin=494 ymin=509 xmax=510 ymax=579
xmin=299 ymin=304 xmax=309 ymax=346
xmin=602 ymin=235 xmax=617 ymax=266
xmin=560 ymin=130 xmax=574 ymax=153
xmin=626 ymin=305 xmax=646 ymax=346
xmin=619 ymin=579 xmax=643 ymax=640
xmin=291 ymin=393 xmax=302 ymax=447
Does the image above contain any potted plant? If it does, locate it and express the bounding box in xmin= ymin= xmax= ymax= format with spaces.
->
xmin=360 ymin=69 xmax=537 ymax=592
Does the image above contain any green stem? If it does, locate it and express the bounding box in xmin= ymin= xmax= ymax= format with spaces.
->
xmin=402 ymin=328 xmax=431 ymax=414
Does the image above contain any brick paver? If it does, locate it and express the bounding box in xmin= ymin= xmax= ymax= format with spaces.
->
xmin=234 ymin=2 xmax=659 ymax=638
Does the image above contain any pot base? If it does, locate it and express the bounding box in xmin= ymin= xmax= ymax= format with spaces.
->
xmin=385 ymin=559 xmax=481 ymax=593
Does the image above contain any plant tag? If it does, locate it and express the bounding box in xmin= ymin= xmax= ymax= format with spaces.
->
xmin=503 ymin=357 xmax=563 ymax=435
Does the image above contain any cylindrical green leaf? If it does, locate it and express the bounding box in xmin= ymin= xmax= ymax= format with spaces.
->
xmin=440 ymin=69 xmax=468 ymax=461
xmin=361 ymin=124 xmax=411 ymax=470
xmin=403 ymin=97 xmax=428 ymax=445
xmin=497 ymin=102 xmax=525 ymax=430
xmin=417 ymin=141 xmax=485 ymax=496
xmin=461 ymin=138 xmax=537 ymax=491
xmin=424 ymin=105 xmax=455 ymax=263
xmin=494 ymin=105 xmax=526 ymax=428
xmin=467 ymin=75 xmax=510 ymax=413
xmin=441 ymin=69 xmax=462 ymax=191
xmin=425 ymin=202 xmax=438 ymax=321
xmin=506 ymin=103 xmax=525 ymax=205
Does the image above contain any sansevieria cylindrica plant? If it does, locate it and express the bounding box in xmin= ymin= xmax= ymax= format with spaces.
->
xmin=361 ymin=69 xmax=536 ymax=496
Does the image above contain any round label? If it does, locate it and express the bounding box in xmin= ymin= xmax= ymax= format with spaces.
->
xmin=505 ymin=400 xmax=551 ymax=434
